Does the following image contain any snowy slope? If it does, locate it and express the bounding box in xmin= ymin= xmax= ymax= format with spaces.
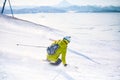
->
xmin=0 ymin=14 xmax=120 ymax=80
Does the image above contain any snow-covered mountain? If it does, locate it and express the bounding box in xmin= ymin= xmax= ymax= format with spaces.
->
xmin=54 ymin=0 xmax=72 ymax=8
xmin=1 ymin=0 xmax=120 ymax=14
xmin=1 ymin=5 xmax=120 ymax=14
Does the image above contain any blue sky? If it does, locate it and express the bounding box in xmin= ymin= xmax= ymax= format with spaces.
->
xmin=0 ymin=0 xmax=120 ymax=6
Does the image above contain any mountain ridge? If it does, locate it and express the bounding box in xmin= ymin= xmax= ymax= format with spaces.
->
xmin=1 ymin=5 xmax=120 ymax=14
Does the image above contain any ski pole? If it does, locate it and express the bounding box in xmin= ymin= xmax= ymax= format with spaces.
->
xmin=16 ymin=44 xmax=47 ymax=48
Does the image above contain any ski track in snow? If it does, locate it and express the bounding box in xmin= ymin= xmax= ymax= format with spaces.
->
xmin=0 ymin=14 xmax=120 ymax=80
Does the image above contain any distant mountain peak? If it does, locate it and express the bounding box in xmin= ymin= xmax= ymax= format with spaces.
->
xmin=55 ymin=0 xmax=72 ymax=7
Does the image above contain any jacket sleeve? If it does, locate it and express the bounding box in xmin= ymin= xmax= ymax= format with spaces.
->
xmin=52 ymin=40 xmax=60 ymax=45
xmin=61 ymin=49 xmax=67 ymax=65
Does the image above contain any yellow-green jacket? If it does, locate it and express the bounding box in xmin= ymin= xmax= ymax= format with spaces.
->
xmin=47 ymin=39 xmax=69 ymax=65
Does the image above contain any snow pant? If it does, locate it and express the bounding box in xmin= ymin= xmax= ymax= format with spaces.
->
xmin=50 ymin=58 xmax=62 ymax=66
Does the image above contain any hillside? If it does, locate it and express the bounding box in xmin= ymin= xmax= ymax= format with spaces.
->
xmin=0 ymin=14 xmax=120 ymax=80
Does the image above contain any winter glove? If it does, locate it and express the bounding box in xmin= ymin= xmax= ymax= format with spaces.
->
xmin=64 ymin=64 xmax=67 ymax=67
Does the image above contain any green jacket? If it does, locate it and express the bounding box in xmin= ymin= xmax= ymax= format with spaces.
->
xmin=47 ymin=39 xmax=69 ymax=65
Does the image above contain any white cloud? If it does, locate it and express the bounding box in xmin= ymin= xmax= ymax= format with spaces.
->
xmin=0 ymin=0 xmax=120 ymax=6
xmin=69 ymin=0 xmax=120 ymax=6
xmin=0 ymin=0 xmax=61 ymax=6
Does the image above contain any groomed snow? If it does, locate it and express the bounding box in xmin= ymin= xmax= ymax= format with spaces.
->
xmin=0 ymin=13 xmax=120 ymax=80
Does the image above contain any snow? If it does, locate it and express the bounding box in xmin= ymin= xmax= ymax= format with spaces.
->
xmin=0 ymin=13 xmax=120 ymax=80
